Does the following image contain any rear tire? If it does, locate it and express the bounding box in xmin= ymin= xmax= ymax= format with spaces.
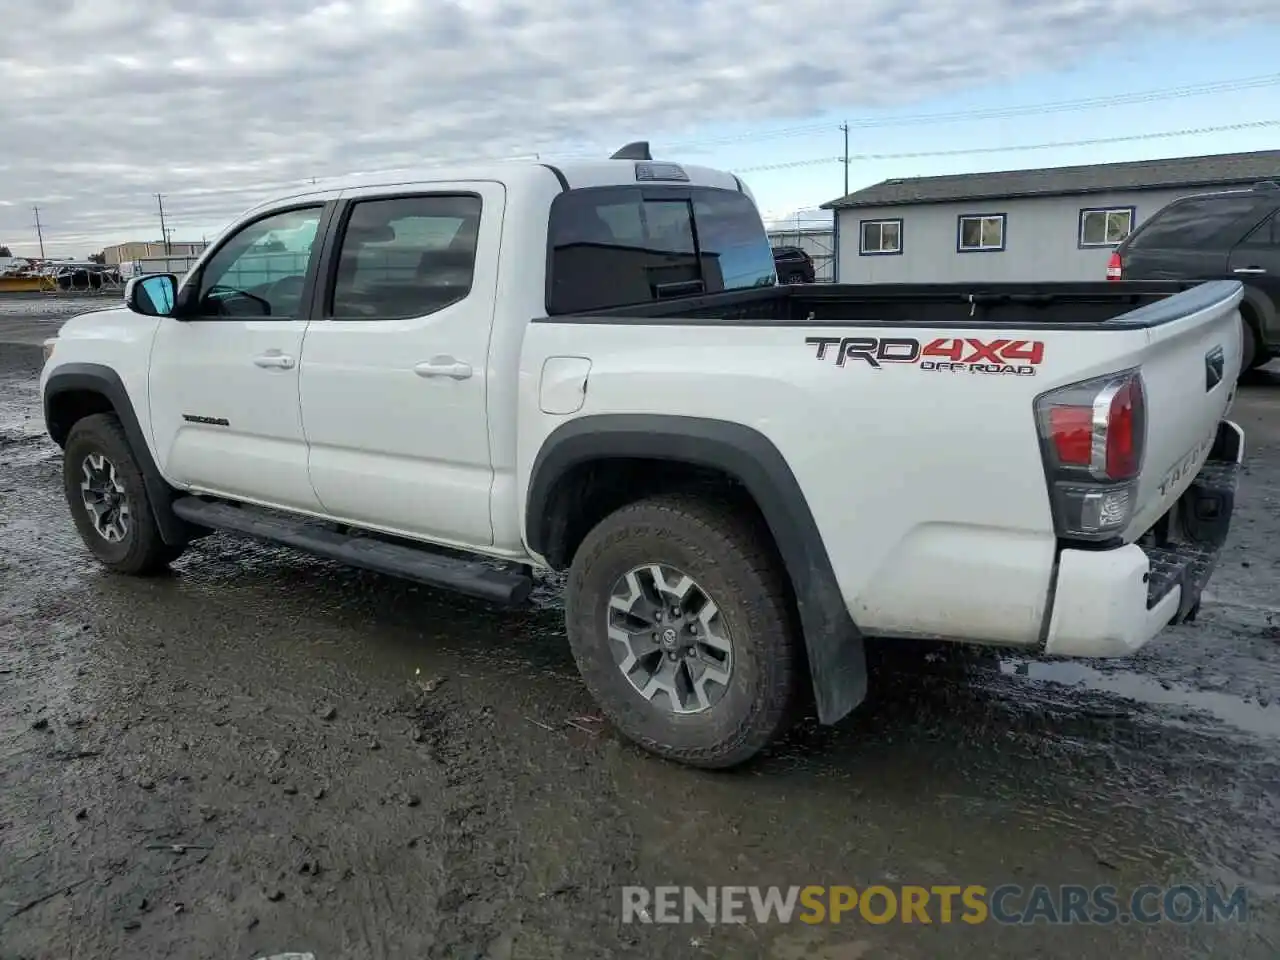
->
xmin=565 ymin=493 xmax=800 ymax=768
xmin=1241 ymin=317 xmax=1259 ymax=371
xmin=63 ymin=413 xmax=184 ymax=575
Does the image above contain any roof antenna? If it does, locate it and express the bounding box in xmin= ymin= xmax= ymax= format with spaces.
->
xmin=610 ymin=141 xmax=652 ymax=161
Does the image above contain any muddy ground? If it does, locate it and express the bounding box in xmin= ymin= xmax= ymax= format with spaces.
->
xmin=2 ymin=304 xmax=1279 ymax=959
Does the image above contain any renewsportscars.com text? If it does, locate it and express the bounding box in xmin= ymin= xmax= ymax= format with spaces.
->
xmin=621 ymin=884 xmax=1248 ymax=926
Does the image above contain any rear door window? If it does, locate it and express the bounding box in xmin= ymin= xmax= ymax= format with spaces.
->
xmin=329 ymin=194 xmax=481 ymax=320
xmin=1126 ymin=195 xmax=1260 ymax=250
xmin=546 ymin=186 xmax=775 ymax=314
xmin=1238 ymin=209 xmax=1280 ymax=247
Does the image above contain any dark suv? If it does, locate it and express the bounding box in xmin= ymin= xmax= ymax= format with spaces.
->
xmin=771 ymin=245 xmax=816 ymax=284
xmin=1111 ymin=181 xmax=1280 ymax=369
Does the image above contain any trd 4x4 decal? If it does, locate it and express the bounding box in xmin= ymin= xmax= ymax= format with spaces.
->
xmin=806 ymin=336 xmax=1045 ymax=376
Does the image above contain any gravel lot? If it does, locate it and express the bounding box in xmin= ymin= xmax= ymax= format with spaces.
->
xmin=2 ymin=309 xmax=1279 ymax=959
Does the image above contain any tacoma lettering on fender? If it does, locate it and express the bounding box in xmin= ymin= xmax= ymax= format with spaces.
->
xmin=40 ymin=141 xmax=1246 ymax=768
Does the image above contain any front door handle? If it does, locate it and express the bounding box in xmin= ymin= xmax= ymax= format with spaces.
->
xmin=253 ymin=352 xmax=296 ymax=370
xmin=414 ymin=357 xmax=473 ymax=380
xmin=1233 ymin=267 xmax=1267 ymax=275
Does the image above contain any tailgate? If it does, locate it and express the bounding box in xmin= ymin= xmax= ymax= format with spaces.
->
xmin=1122 ymin=280 xmax=1244 ymax=541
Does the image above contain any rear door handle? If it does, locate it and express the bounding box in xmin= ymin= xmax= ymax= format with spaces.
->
xmin=1233 ymin=267 xmax=1267 ymax=275
xmin=253 ymin=352 xmax=295 ymax=370
xmin=414 ymin=357 xmax=473 ymax=380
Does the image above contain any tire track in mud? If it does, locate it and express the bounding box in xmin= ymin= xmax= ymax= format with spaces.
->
xmin=0 ymin=403 xmax=645 ymax=956
xmin=392 ymin=682 xmax=645 ymax=958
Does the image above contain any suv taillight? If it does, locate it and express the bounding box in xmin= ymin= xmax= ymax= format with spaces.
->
xmin=1034 ymin=370 xmax=1146 ymax=541
xmin=1106 ymin=251 xmax=1123 ymax=281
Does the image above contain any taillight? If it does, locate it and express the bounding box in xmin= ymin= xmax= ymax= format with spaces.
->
xmin=1034 ymin=370 xmax=1146 ymax=541
xmin=1047 ymin=406 xmax=1092 ymax=466
xmin=1106 ymin=252 xmax=1123 ymax=281
xmin=1105 ymin=377 xmax=1143 ymax=479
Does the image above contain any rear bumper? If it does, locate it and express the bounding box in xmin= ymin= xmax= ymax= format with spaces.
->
xmin=1043 ymin=419 xmax=1243 ymax=658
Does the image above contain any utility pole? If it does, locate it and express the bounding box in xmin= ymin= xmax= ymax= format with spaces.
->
xmin=156 ymin=193 xmax=170 ymax=254
xmin=32 ymin=205 xmax=46 ymax=259
xmin=840 ymin=122 xmax=850 ymax=197
xmin=833 ymin=123 xmax=851 ymax=286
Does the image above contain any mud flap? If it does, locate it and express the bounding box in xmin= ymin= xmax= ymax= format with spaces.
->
xmin=1147 ymin=419 xmax=1243 ymax=625
xmin=802 ymin=581 xmax=868 ymax=725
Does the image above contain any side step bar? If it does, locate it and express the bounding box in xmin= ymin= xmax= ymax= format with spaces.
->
xmin=171 ymin=497 xmax=533 ymax=605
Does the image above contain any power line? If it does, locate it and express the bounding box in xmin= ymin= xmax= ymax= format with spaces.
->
xmin=660 ymin=72 xmax=1280 ymax=152
xmin=29 ymin=113 xmax=1280 ymax=247
xmin=73 ymin=70 xmax=1280 ymax=216
xmin=852 ymin=74 xmax=1280 ymax=127
xmin=24 ymin=113 xmax=1280 ymax=244
xmin=731 ymin=118 xmax=1280 ymax=173
xmin=850 ymin=118 xmax=1280 ymax=160
xmin=19 ymin=74 xmax=1280 ymax=249
xmin=132 ymin=71 xmax=1280 ymax=205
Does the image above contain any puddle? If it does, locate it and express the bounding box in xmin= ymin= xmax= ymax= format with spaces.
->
xmin=0 ymin=296 xmax=112 ymax=318
xmin=1000 ymin=657 xmax=1280 ymax=739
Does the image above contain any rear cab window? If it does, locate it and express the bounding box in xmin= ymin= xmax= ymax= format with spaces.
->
xmin=546 ymin=186 xmax=776 ymax=315
xmin=1125 ymin=194 xmax=1262 ymax=251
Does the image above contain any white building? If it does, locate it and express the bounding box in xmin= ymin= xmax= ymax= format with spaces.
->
xmin=823 ymin=149 xmax=1280 ymax=284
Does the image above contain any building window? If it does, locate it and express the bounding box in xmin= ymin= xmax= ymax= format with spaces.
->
xmin=859 ymin=219 xmax=902 ymax=256
xmin=1078 ymin=206 xmax=1135 ymax=247
xmin=957 ymin=214 xmax=1005 ymax=252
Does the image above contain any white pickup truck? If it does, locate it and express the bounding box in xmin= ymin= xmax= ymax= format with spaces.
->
xmin=40 ymin=143 xmax=1246 ymax=768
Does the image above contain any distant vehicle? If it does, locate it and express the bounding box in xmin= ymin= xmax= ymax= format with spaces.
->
xmin=118 ymin=257 xmax=203 ymax=281
xmin=0 ymin=256 xmax=33 ymax=277
xmin=771 ymin=245 xmax=816 ymax=283
xmin=1110 ymin=181 xmax=1280 ymax=370
xmin=40 ymin=142 xmax=1246 ymax=769
xmin=51 ymin=262 xmax=120 ymax=291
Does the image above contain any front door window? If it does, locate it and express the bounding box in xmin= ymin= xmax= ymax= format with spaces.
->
xmin=195 ymin=207 xmax=323 ymax=318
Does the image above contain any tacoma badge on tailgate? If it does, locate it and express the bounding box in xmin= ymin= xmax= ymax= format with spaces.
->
xmin=1158 ymin=435 xmax=1214 ymax=498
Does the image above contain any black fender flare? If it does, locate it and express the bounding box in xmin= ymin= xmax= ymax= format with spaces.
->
xmin=43 ymin=363 xmax=194 ymax=546
xmin=526 ymin=414 xmax=866 ymax=725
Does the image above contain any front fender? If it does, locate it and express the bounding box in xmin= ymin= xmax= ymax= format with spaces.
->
xmin=44 ymin=362 xmax=193 ymax=546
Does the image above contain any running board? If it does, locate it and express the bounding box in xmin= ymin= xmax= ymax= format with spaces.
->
xmin=171 ymin=497 xmax=533 ymax=605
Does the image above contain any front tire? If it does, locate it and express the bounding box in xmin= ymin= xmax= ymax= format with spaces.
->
xmin=63 ymin=413 xmax=184 ymax=575
xmin=565 ymin=494 xmax=800 ymax=768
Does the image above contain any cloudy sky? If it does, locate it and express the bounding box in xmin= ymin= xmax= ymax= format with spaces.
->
xmin=2 ymin=0 xmax=1280 ymax=256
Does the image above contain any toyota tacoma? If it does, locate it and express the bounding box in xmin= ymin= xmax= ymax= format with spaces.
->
xmin=41 ymin=142 xmax=1246 ymax=768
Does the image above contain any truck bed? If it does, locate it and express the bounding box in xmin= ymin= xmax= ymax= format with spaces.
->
xmin=559 ymin=280 xmax=1214 ymax=329
xmin=524 ymin=277 xmax=1244 ymax=651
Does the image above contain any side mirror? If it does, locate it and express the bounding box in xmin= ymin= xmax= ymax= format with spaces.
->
xmin=125 ymin=274 xmax=178 ymax=317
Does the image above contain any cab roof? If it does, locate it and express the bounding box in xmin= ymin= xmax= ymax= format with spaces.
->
xmin=245 ymin=154 xmax=748 ymax=217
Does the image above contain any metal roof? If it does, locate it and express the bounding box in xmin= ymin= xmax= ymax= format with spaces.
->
xmin=822 ymin=149 xmax=1280 ymax=210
